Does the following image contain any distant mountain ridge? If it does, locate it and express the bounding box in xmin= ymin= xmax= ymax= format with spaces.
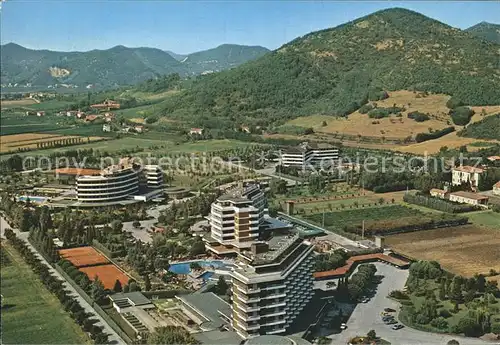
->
xmin=466 ymin=21 xmax=500 ymax=44
xmin=0 ymin=43 xmax=270 ymax=87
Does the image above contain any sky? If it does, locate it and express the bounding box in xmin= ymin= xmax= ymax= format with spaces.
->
xmin=1 ymin=1 xmax=499 ymax=54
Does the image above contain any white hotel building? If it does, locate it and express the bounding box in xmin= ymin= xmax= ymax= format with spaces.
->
xmin=206 ymin=184 xmax=267 ymax=253
xmin=230 ymin=235 xmax=315 ymax=339
xmin=76 ymin=160 xmax=163 ymax=203
xmin=279 ymin=142 xmax=339 ymax=168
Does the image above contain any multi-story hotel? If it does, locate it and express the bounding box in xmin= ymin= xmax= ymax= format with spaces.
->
xmin=206 ymin=183 xmax=267 ymax=253
xmin=76 ymin=159 xmax=162 ymax=203
xmin=142 ymin=165 xmax=164 ymax=189
xmin=230 ymin=234 xmax=315 ymax=339
xmin=279 ymin=142 xmax=339 ymax=168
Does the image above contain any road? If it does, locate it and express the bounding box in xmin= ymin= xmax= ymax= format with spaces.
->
xmin=329 ymin=263 xmax=491 ymax=345
xmin=0 ymin=215 xmax=126 ymax=345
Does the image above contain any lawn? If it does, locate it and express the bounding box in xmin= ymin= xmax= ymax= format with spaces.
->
xmin=467 ymin=211 xmax=500 ymax=230
xmin=1 ymin=243 xmax=89 ymax=344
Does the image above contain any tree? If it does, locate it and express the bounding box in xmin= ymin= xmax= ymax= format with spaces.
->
xmin=132 ymin=220 xmax=141 ymax=228
xmin=113 ymin=279 xmax=123 ymax=293
xmin=91 ymin=276 xmax=105 ymax=302
xmin=128 ymin=281 xmax=140 ymax=292
xmin=216 ymin=276 xmax=228 ymax=295
xmin=367 ymin=330 xmax=377 ymax=340
xmin=144 ymin=274 xmax=151 ymax=291
xmin=147 ymin=326 xmax=200 ymax=345
xmin=447 ymin=339 xmax=460 ymax=345
xmin=94 ymin=332 xmax=109 ymax=344
xmin=110 ymin=220 xmax=123 ymax=234
xmin=189 ymin=238 xmax=206 ymax=256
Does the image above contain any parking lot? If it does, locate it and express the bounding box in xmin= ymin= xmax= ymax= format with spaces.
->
xmin=328 ymin=263 xmax=490 ymax=345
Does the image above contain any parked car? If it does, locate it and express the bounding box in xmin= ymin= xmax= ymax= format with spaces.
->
xmin=386 ymin=320 xmax=398 ymax=325
xmin=340 ymin=323 xmax=348 ymax=330
xmin=384 ymin=308 xmax=396 ymax=313
xmin=392 ymin=324 xmax=404 ymax=330
xmin=361 ymin=298 xmax=370 ymax=303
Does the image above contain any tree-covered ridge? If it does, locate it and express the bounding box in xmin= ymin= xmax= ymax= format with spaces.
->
xmin=458 ymin=114 xmax=500 ymax=140
xmin=159 ymin=8 xmax=500 ymax=128
xmin=0 ymin=43 xmax=269 ymax=87
xmin=466 ymin=22 xmax=500 ymax=44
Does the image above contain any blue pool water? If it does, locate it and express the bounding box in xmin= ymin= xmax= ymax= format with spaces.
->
xmin=168 ymin=260 xmax=224 ymax=275
xmin=199 ymin=271 xmax=214 ymax=281
xmin=17 ymin=196 xmax=48 ymax=203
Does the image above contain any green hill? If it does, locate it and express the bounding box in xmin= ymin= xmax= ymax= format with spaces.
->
xmin=158 ymin=8 xmax=500 ymax=128
xmin=466 ymin=22 xmax=500 ymax=44
xmin=182 ymin=44 xmax=270 ymax=74
xmin=458 ymin=114 xmax=500 ymax=140
xmin=0 ymin=43 xmax=269 ymax=87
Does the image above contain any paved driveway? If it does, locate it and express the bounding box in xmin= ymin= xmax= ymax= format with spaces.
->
xmin=329 ymin=263 xmax=491 ymax=345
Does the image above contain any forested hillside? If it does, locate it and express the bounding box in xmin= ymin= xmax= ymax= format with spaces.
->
xmin=458 ymin=114 xmax=500 ymax=140
xmin=0 ymin=44 xmax=268 ymax=87
xmin=158 ymin=8 xmax=500 ymax=128
xmin=466 ymin=22 xmax=500 ymax=44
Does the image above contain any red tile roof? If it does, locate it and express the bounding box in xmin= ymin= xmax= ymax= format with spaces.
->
xmin=453 ymin=165 xmax=485 ymax=174
xmin=450 ymin=191 xmax=489 ymax=201
xmin=313 ymin=253 xmax=409 ymax=279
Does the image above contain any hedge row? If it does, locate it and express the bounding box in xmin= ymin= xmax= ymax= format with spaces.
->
xmin=403 ymin=193 xmax=481 ymax=213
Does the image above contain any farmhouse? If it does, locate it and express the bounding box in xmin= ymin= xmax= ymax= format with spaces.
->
xmin=452 ymin=165 xmax=485 ymax=190
xmin=134 ymin=125 xmax=144 ymax=133
xmin=189 ymin=128 xmax=204 ymax=135
xmin=90 ymin=99 xmax=120 ymax=111
xmin=36 ymin=111 xmax=45 ymax=117
xmin=85 ymin=115 xmax=100 ymax=122
xmin=487 ymin=156 xmax=500 ymax=162
xmin=493 ymin=181 xmax=500 ymax=196
xmin=449 ymin=191 xmax=489 ymax=207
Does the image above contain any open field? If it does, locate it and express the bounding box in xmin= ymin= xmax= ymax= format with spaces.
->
xmin=287 ymin=90 xmax=452 ymax=139
xmin=467 ymin=211 xmax=500 ymax=229
xmin=469 ymin=105 xmax=500 ymax=123
xmin=394 ymin=131 xmax=500 ymax=155
xmin=0 ymin=98 xmax=38 ymax=109
xmin=1 ymin=242 xmax=88 ymax=344
xmin=1 ymin=132 xmax=106 ymax=153
xmin=59 ymin=246 xmax=110 ymax=267
xmin=80 ymin=264 xmax=130 ymax=289
xmin=385 ymin=225 xmax=500 ymax=277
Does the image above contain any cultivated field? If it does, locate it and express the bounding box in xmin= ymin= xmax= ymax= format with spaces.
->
xmin=1 ymin=243 xmax=88 ymax=344
xmin=0 ymin=98 xmax=39 ymax=109
xmin=59 ymin=246 xmax=110 ymax=267
xmin=385 ymin=225 xmax=500 ymax=277
xmin=80 ymin=264 xmax=130 ymax=289
xmin=0 ymin=132 xmax=106 ymax=153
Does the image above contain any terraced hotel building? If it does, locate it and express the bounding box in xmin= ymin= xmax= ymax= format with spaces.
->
xmin=230 ymin=235 xmax=315 ymax=338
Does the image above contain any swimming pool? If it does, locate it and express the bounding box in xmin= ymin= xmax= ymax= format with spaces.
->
xmin=17 ymin=195 xmax=49 ymax=203
xmin=168 ymin=260 xmax=225 ymax=275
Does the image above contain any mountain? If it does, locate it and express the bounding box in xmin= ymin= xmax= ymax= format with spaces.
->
xmin=466 ymin=22 xmax=500 ymax=44
xmin=0 ymin=43 xmax=269 ymax=87
xmin=159 ymin=8 xmax=500 ymax=128
xmin=182 ymin=44 xmax=270 ymax=74
xmin=166 ymin=51 xmax=188 ymax=61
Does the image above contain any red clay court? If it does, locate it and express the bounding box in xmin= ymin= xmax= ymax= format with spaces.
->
xmin=80 ymin=264 xmax=130 ymax=289
xmin=59 ymin=247 xmax=110 ymax=267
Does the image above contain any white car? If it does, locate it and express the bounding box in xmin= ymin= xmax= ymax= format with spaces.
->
xmin=340 ymin=323 xmax=347 ymax=330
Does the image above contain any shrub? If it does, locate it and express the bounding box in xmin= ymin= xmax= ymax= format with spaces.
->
xmin=359 ymin=104 xmax=374 ymax=114
xmin=415 ymin=127 xmax=455 ymax=143
xmin=450 ymin=107 xmax=475 ymax=126
xmin=408 ymin=111 xmax=430 ymax=122
xmin=430 ymin=317 xmax=449 ymax=330
xmin=439 ymin=309 xmax=452 ymax=318
xmin=389 ymin=290 xmax=409 ymax=300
